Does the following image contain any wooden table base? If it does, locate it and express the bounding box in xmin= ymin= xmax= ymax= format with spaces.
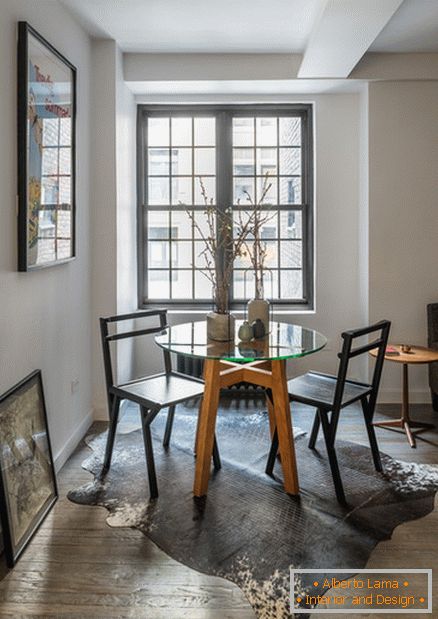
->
xmin=193 ymin=358 xmax=299 ymax=497
xmin=373 ymin=362 xmax=435 ymax=448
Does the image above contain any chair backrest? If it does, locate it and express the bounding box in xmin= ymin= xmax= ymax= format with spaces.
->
xmin=333 ymin=320 xmax=391 ymax=412
xmin=100 ymin=309 xmax=169 ymax=410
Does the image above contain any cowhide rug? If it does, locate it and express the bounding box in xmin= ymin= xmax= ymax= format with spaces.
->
xmin=68 ymin=401 xmax=438 ymax=618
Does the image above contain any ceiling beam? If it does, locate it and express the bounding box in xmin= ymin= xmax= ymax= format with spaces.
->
xmin=298 ymin=0 xmax=404 ymax=78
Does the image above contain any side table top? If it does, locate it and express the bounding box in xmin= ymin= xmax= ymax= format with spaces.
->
xmin=370 ymin=345 xmax=438 ymax=364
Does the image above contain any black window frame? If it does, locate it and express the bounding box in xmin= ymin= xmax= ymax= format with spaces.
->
xmin=137 ymin=103 xmax=314 ymax=311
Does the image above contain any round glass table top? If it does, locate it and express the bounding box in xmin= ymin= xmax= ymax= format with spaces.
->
xmin=155 ymin=320 xmax=327 ymax=362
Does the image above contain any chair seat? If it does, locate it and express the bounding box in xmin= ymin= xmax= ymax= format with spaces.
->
xmin=287 ymin=371 xmax=372 ymax=409
xmin=111 ymin=372 xmax=205 ymax=409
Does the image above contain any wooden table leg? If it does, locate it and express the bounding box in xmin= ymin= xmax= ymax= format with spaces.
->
xmin=193 ymin=359 xmax=221 ymax=497
xmin=271 ymin=360 xmax=299 ymax=495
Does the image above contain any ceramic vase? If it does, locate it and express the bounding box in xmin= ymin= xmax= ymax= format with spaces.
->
xmin=247 ymin=298 xmax=270 ymax=334
xmin=238 ymin=320 xmax=253 ymax=343
xmin=206 ymin=312 xmax=235 ymax=342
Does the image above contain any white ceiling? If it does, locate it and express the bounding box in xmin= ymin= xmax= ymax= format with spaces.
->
xmin=61 ymin=0 xmax=438 ymax=55
xmin=60 ymin=0 xmax=322 ymax=53
xmin=371 ymin=0 xmax=438 ymax=52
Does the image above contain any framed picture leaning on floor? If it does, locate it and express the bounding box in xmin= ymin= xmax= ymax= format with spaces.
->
xmin=0 ymin=370 xmax=57 ymax=566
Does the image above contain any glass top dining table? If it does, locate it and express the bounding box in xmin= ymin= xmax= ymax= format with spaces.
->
xmin=155 ymin=320 xmax=327 ymax=499
xmin=155 ymin=320 xmax=327 ymax=362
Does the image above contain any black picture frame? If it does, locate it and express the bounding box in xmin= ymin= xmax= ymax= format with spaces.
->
xmin=0 ymin=370 xmax=58 ymax=567
xmin=17 ymin=21 xmax=77 ymax=271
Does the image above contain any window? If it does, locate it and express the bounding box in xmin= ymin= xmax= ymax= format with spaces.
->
xmin=138 ymin=105 xmax=313 ymax=309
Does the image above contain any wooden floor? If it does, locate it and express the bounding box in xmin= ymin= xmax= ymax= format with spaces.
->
xmin=0 ymin=400 xmax=437 ymax=618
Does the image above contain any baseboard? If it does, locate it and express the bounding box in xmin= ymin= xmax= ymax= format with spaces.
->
xmin=53 ymin=409 xmax=94 ymax=473
xmin=378 ymin=389 xmax=432 ymax=404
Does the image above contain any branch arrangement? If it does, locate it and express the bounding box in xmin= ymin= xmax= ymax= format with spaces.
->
xmin=185 ymin=174 xmax=275 ymax=313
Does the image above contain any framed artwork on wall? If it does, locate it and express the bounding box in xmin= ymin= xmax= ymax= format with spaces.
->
xmin=17 ymin=21 xmax=77 ymax=271
xmin=0 ymin=370 xmax=58 ymax=567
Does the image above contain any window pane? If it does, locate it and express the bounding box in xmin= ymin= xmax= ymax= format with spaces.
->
xmin=171 ymin=117 xmax=192 ymax=145
xmin=280 ymin=241 xmax=302 ymax=268
xmin=41 ymin=177 xmax=58 ymax=205
xmin=58 ymin=239 xmax=72 ymax=259
xmin=194 ymin=118 xmax=215 ymax=146
xmin=259 ymin=211 xmax=278 ymax=238
xmin=148 ymin=241 xmax=169 ymax=268
xmin=149 ymin=148 xmax=169 ymax=175
xmin=194 ymin=241 xmax=209 ymax=268
xmin=172 ymin=241 xmax=192 ymax=268
xmin=42 ymin=149 xmax=58 ymax=175
xmin=279 ymin=117 xmax=301 ymax=146
xmin=172 ymin=177 xmax=192 ymax=205
xmin=256 ymin=117 xmax=277 ymax=146
xmin=148 ymin=270 xmax=170 ymax=298
xmin=148 ymin=211 xmax=169 ymax=238
xmin=58 ymin=208 xmax=71 ymax=238
xmin=172 ymin=270 xmax=193 ymax=299
xmin=194 ymin=148 xmax=216 ymax=175
xmin=59 ymin=177 xmax=71 ymax=204
xmin=233 ymin=269 xmax=255 ymax=299
xmin=233 ymin=177 xmax=254 ymax=204
xmin=195 ymin=271 xmax=213 ymax=298
xmin=59 ymin=148 xmax=71 ymax=175
xmin=280 ymin=211 xmax=302 ymax=238
xmin=279 ymin=148 xmax=301 ymax=175
xmin=264 ymin=241 xmax=278 ymax=268
xmin=233 ymin=118 xmax=254 ymax=146
xmin=262 ymin=270 xmax=279 ymax=299
xmin=194 ymin=211 xmax=215 ymax=239
xmin=279 ymin=177 xmax=301 ymax=204
xmin=233 ymin=148 xmax=254 ymax=175
xmin=257 ymin=177 xmax=277 ymax=204
xmin=148 ymin=118 xmax=169 ymax=146
xmin=60 ymin=118 xmax=71 ymax=146
xmin=171 ymin=148 xmax=191 ymax=175
xmin=256 ymin=148 xmax=277 ymax=176
xmin=280 ymin=270 xmax=302 ymax=298
xmin=171 ymin=211 xmax=192 ymax=238
xmin=42 ymin=118 xmax=59 ymax=146
xmin=194 ymin=177 xmax=215 ymax=204
xmin=148 ymin=177 xmax=169 ymax=205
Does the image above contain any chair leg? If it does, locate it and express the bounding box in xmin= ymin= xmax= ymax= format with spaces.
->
xmin=163 ymin=404 xmax=176 ymax=448
xmin=308 ymin=411 xmax=321 ymax=449
xmin=361 ymin=398 xmax=383 ymax=472
xmin=265 ymin=428 xmax=279 ymax=476
xmin=319 ymin=410 xmax=347 ymax=505
xmin=212 ymin=435 xmax=221 ymax=470
xmin=140 ymin=407 xmax=159 ymax=500
xmin=101 ymin=396 xmax=121 ymax=476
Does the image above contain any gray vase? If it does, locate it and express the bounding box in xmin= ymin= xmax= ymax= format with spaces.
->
xmin=247 ymin=298 xmax=270 ymax=334
xmin=206 ymin=312 xmax=235 ymax=342
xmin=238 ymin=320 xmax=253 ymax=343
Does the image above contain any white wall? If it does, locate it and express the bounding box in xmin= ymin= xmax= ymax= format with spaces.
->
xmin=91 ymin=41 xmax=137 ymax=419
xmin=368 ymin=81 xmax=438 ymax=402
xmin=116 ymin=47 xmax=137 ymax=384
xmin=0 ymin=0 xmax=92 ymax=469
xmin=90 ymin=39 xmax=117 ymax=418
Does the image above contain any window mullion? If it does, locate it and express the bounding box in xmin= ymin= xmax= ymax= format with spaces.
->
xmin=215 ymin=111 xmax=233 ymax=305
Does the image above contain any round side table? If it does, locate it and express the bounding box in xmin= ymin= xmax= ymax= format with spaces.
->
xmin=370 ymin=345 xmax=438 ymax=448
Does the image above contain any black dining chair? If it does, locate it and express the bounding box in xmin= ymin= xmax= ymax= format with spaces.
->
xmin=266 ymin=320 xmax=391 ymax=504
xmin=99 ymin=309 xmax=221 ymax=499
